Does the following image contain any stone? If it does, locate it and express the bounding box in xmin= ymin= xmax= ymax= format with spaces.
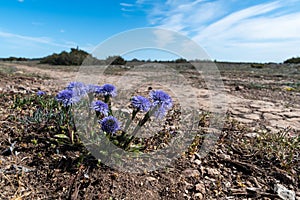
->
xmin=235 ymin=106 xmax=252 ymax=113
xmin=182 ymin=169 xmax=200 ymax=177
xmin=269 ymin=120 xmax=287 ymax=128
xmin=194 ymin=193 xmax=204 ymax=199
xmin=194 ymin=159 xmax=201 ymax=165
xmin=195 ymin=182 xmax=206 ymax=193
xmin=244 ymin=132 xmax=259 ymax=138
xmin=274 ymin=184 xmax=295 ymax=200
xmin=259 ymin=107 xmax=284 ymax=113
xmin=281 ymin=112 xmax=300 ymax=119
xmin=234 ymin=117 xmax=253 ymax=124
xmin=250 ymin=103 xmax=263 ymax=109
xmin=230 ymin=109 xmax=242 ymax=115
xmin=263 ymin=113 xmax=282 ymax=120
xmin=235 ymin=85 xmax=244 ymax=91
xmin=15 ymin=70 xmax=24 ymax=74
xmin=206 ymin=167 xmax=220 ymax=177
xmin=243 ymin=113 xmax=260 ymax=120
xmin=146 ymin=177 xmax=157 ymax=182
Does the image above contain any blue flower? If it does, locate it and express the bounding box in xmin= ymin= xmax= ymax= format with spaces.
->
xmin=37 ymin=90 xmax=46 ymax=96
xmin=86 ymin=84 xmax=101 ymax=94
xmin=66 ymin=82 xmax=87 ymax=97
xmin=149 ymin=90 xmax=173 ymax=118
xmin=131 ymin=95 xmax=151 ymax=112
xmin=100 ymin=116 xmax=120 ymax=134
xmin=91 ymin=100 xmax=109 ymax=116
xmin=97 ymin=84 xmax=117 ymax=97
xmin=66 ymin=82 xmax=85 ymax=90
xmin=56 ymin=89 xmax=80 ymax=107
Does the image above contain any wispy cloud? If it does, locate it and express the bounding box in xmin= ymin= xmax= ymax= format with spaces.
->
xmin=140 ymin=0 xmax=300 ymax=62
xmin=153 ymin=29 xmax=175 ymax=48
xmin=17 ymin=0 xmax=24 ymax=3
xmin=0 ymin=31 xmax=52 ymax=44
xmin=0 ymin=30 xmax=73 ymax=48
xmin=0 ymin=30 xmax=93 ymax=57
xmin=120 ymin=2 xmax=134 ymax=7
xmin=121 ymin=8 xmax=134 ymax=12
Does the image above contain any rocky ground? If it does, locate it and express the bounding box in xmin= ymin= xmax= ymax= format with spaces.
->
xmin=0 ymin=61 xmax=299 ymax=199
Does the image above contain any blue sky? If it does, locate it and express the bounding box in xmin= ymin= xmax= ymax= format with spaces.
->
xmin=1 ymin=0 xmax=300 ymax=62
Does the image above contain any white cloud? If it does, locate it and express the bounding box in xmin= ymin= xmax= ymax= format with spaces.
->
xmin=193 ymin=1 xmax=282 ymax=41
xmin=141 ymin=0 xmax=300 ymax=62
xmin=153 ymin=29 xmax=176 ymax=48
xmin=18 ymin=0 xmax=24 ymax=3
xmin=0 ymin=30 xmax=93 ymax=57
xmin=120 ymin=3 xmax=134 ymax=7
xmin=121 ymin=8 xmax=134 ymax=12
xmin=0 ymin=31 xmax=52 ymax=44
xmin=0 ymin=30 xmax=73 ymax=48
xmin=135 ymin=0 xmax=146 ymax=5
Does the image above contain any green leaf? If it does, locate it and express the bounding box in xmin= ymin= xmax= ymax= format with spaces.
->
xmin=54 ymin=134 xmax=69 ymax=139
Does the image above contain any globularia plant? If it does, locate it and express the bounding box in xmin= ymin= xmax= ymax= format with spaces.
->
xmin=53 ymin=81 xmax=173 ymax=150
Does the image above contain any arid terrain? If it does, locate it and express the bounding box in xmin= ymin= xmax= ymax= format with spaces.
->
xmin=0 ymin=61 xmax=299 ymax=199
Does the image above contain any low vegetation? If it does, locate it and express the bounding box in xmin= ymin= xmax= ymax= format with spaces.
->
xmin=284 ymin=56 xmax=300 ymax=64
xmin=40 ymin=48 xmax=89 ymax=65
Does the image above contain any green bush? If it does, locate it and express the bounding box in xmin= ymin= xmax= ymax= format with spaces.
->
xmin=40 ymin=48 xmax=89 ymax=65
xmin=106 ymin=55 xmax=126 ymax=65
xmin=251 ymin=63 xmax=264 ymax=68
xmin=284 ymin=57 xmax=300 ymax=64
xmin=175 ymin=58 xmax=188 ymax=63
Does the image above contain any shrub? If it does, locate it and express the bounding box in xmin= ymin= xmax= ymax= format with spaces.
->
xmin=250 ymin=63 xmax=264 ymax=68
xmin=106 ymin=55 xmax=126 ymax=65
xmin=175 ymin=58 xmax=188 ymax=63
xmin=40 ymin=48 xmax=89 ymax=65
xmin=283 ymin=57 xmax=300 ymax=64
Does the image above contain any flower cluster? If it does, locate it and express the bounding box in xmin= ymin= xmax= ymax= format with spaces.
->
xmin=56 ymin=89 xmax=81 ymax=107
xmin=55 ymin=81 xmax=173 ymax=148
xmin=91 ymin=100 xmax=109 ymax=116
xmin=150 ymin=90 xmax=173 ymax=119
xmin=55 ymin=82 xmax=118 ymax=107
xmin=100 ymin=116 xmax=120 ymax=134
xmin=131 ymin=95 xmax=151 ymax=112
xmin=95 ymin=84 xmax=117 ymax=97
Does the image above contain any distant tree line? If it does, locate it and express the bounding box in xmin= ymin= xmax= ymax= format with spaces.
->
xmin=128 ymin=58 xmax=188 ymax=63
xmin=3 ymin=50 xmax=300 ymax=65
xmin=1 ymin=57 xmax=28 ymax=61
xmin=284 ymin=57 xmax=300 ymax=64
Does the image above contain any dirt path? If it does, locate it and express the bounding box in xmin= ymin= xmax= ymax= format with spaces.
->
xmin=5 ymin=63 xmax=300 ymax=133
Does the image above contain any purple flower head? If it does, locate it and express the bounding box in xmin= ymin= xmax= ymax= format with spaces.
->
xmin=98 ymin=84 xmax=117 ymax=97
xmin=56 ymin=89 xmax=80 ymax=107
xmin=150 ymin=90 xmax=173 ymax=118
xmin=91 ymin=100 xmax=109 ymax=116
xmin=66 ymin=82 xmax=87 ymax=97
xmin=66 ymin=82 xmax=85 ymax=90
xmin=86 ymin=84 xmax=101 ymax=94
xmin=100 ymin=116 xmax=120 ymax=134
xmin=131 ymin=95 xmax=151 ymax=112
xmin=37 ymin=90 xmax=46 ymax=96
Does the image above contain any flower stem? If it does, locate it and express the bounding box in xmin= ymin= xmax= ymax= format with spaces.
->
xmin=104 ymin=95 xmax=113 ymax=115
xmin=124 ymin=105 xmax=158 ymax=150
